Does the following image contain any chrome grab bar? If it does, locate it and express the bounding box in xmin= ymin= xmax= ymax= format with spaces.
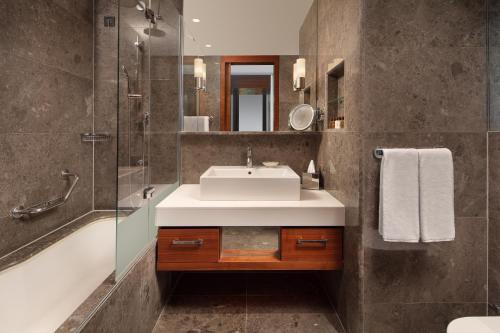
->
xmin=10 ymin=170 xmax=79 ymax=219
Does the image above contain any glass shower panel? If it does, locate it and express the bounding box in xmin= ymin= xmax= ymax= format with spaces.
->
xmin=116 ymin=0 xmax=152 ymax=280
xmin=116 ymin=0 xmax=181 ymax=280
xmin=117 ymin=8 xmax=150 ymax=213
xmin=148 ymin=0 xmax=182 ymax=240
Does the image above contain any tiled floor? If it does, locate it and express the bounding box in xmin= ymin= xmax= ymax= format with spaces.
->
xmin=152 ymin=272 xmax=345 ymax=333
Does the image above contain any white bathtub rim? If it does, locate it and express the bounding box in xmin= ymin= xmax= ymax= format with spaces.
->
xmin=0 ymin=216 xmax=116 ymax=333
xmin=0 ymin=210 xmax=117 ymax=265
xmin=0 ymin=217 xmax=116 ymax=275
xmin=447 ymin=316 xmax=500 ymax=333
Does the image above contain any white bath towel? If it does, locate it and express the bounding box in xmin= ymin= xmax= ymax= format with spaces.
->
xmin=184 ymin=116 xmax=210 ymax=132
xmin=183 ymin=116 xmax=198 ymax=132
xmin=418 ymin=148 xmax=455 ymax=242
xmin=379 ymin=149 xmax=420 ymax=242
xmin=198 ymin=116 xmax=210 ymax=132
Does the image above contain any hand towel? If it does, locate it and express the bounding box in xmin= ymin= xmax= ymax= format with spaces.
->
xmin=418 ymin=148 xmax=455 ymax=242
xmin=183 ymin=116 xmax=198 ymax=132
xmin=379 ymin=149 xmax=420 ymax=242
xmin=198 ymin=116 xmax=210 ymax=132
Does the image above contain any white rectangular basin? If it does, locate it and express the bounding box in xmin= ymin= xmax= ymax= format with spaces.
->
xmin=200 ymin=165 xmax=300 ymax=201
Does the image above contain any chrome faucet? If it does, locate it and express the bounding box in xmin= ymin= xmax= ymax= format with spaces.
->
xmin=247 ymin=146 xmax=253 ymax=168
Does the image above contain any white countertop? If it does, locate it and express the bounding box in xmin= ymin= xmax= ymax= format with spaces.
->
xmin=155 ymin=184 xmax=345 ymax=227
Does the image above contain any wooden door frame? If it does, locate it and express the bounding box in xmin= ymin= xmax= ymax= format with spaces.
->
xmin=220 ymin=56 xmax=280 ymax=131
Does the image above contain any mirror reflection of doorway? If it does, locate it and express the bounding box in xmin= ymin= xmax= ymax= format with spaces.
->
xmin=220 ymin=56 xmax=280 ymax=131
xmin=230 ymin=65 xmax=273 ymax=131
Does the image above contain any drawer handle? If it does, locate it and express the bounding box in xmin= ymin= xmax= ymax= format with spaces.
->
xmin=296 ymin=239 xmax=328 ymax=247
xmin=171 ymin=239 xmax=204 ymax=246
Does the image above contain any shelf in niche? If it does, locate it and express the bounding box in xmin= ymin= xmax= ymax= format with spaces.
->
xmin=323 ymin=128 xmax=350 ymax=133
xmin=328 ymin=96 xmax=344 ymax=104
xmin=325 ymin=59 xmax=346 ymax=130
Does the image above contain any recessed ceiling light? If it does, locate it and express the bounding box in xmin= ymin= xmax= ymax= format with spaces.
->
xmin=192 ymin=18 xmax=200 ymax=23
xmin=205 ymin=44 xmax=212 ymax=48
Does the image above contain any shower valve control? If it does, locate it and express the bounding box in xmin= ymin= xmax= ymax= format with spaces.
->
xmin=143 ymin=186 xmax=155 ymax=199
xmin=104 ymin=16 xmax=115 ymax=27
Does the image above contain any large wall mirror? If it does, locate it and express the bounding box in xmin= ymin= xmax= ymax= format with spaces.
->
xmin=182 ymin=0 xmax=318 ymax=132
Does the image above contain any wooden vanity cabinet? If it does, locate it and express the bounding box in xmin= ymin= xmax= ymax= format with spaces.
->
xmin=157 ymin=228 xmax=219 ymax=263
xmin=281 ymin=227 xmax=343 ymax=262
xmin=156 ymin=227 xmax=343 ymax=271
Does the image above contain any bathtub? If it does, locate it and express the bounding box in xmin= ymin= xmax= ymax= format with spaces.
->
xmin=448 ymin=317 xmax=500 ymax=333
xmin=0 ymin=217 xmax=116 ymax=333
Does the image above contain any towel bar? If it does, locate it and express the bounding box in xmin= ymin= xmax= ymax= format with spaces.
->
xmin=373 ymin=147 xmax=447 ymax=159
xmin=374 ymin=148 xmax=384 ymax=159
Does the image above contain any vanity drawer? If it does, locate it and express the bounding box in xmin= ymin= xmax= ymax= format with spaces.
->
xmin=281 ymin=228 xmax=343 ymax=262
xmin=157 ymin=228 xmax=219 ymax=263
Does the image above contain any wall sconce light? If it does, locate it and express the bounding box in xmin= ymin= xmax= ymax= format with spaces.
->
xmin=293 ymin=58 xmax=306 ymax=91
xmin=202 ymin=63 xmax=207 ymax=91
xmin=194 ymin=57 xmax=205 ymax=91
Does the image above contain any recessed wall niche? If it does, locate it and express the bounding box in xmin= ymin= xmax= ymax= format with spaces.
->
xmin=326 ymin=59 xmax=345 ymax=129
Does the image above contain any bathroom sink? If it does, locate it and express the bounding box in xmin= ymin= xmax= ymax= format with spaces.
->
xmin=200 ymin=166 xmax=300 ymax=201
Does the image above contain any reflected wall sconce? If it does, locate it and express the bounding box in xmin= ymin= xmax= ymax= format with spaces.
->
xmin=194 ymin=57 xmax=206 ymax=91
xmin=293 ymin=58 xmax=306 ymax=91
xmin=202 ymin=63 xmax=207 ymax=91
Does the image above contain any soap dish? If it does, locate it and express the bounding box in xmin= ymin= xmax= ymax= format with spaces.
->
xmin=263 ymin=161 xmax=279 ymax=167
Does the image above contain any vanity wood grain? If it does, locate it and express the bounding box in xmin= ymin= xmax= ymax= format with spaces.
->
xmin=157 ymin=228 xmax=219 ymax=263
xmin=156 ymin=227 xmax=344 ymax=271
xmin=281 ymin=227 xmax=343 ymax=262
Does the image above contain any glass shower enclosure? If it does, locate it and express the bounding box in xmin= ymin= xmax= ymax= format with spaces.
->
xmin=116 ymin=0 xmax=181 ymax=279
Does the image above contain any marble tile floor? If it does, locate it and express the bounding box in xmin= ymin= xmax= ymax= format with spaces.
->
xmin=152 ymin=272 xmax=345 ymax=333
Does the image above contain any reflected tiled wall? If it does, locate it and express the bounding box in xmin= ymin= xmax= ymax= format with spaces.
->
xmin=299 ymin=1 xmax=318 ymax=109
xmin=150 ymin=54 xmax=180 ymax=185
xmin=148 ymin=0 xmax=181 ymax=186
xmin=183 ymin=56 xmax=221 ymax=131
xmin=279 ymin=56 xmax=301 ymax=130
xmin=0 ymin=0 xmax=94 ymax=256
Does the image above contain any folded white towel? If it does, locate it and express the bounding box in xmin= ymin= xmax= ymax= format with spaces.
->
xmin=379 ymin=149 xmax=420 ymax=242
xmin=198 ymin=116 xmax=210 ymax=132
xmin=418 ymin=148 xmax=455 ymax=242
xmin=183 ymin=116 xmax=198 ymax=132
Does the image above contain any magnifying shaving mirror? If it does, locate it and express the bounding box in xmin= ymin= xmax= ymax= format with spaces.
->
xmin=288 ymin=104 xmax=316 ymax=131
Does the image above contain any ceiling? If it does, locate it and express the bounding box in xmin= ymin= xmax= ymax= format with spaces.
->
xmin=183 ymin=0 xmax=314 ymax=56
